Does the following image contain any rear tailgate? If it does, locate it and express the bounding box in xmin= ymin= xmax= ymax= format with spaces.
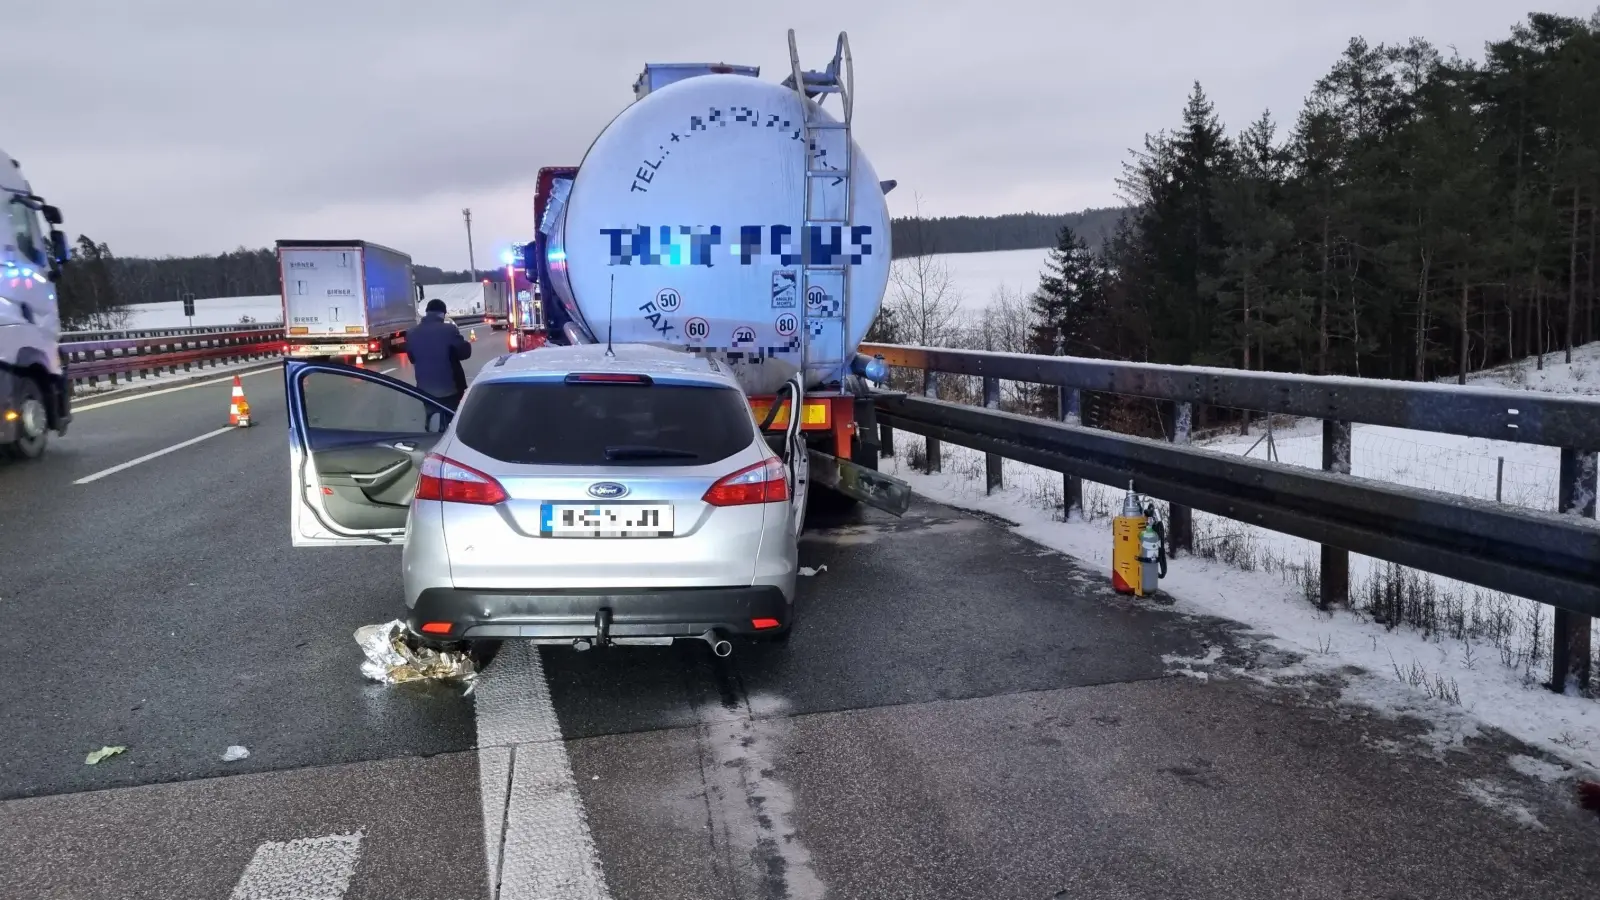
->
xmin=436 ymin=376 xmax=774 ymax=590
xmin=440 ymin=458 xmax=768 ymax=589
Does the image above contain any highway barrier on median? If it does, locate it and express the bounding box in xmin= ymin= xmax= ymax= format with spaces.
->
xmin=861 ymin=342 xmax=1600 ymax=695
xmin=63 ymin=326 xmax=288 ymax=389
xmin=59 ymin=316 xmax=487 ymax=390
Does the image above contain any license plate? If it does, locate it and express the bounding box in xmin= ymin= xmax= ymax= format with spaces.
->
xmin=539 ymin=503 xmax=673 ymax=538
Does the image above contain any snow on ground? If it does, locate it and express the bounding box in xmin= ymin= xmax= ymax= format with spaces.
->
xmin=882 ymin=442 xmax=1600 ymax=776
xmin=879 ymin=340 xmax=1600 ymax=776
xmin=1459 ymin=340 xmax=1600 ymax=397
xmin=115 ymin=295 xmax=283 ymax=331
xmin=930 ymin=248 xmax=1049 ymax=311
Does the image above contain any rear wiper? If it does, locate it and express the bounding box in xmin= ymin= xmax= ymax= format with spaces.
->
xmin=604 ymin=445 xmax=700 ymax=461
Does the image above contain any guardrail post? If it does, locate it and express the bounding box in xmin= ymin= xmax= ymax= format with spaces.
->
xmin=1551 ymin=447 xmax=1597 ymax=694
xmin=1167 ymin=402 xmax=1193 ymax=552
xmin=923 ymin=368 xmax=941 ymax=473
xmin=983 ymin=376 xmax=1002 ymax=493
xmin=1060 ymin=388 xmax=1082 ymax=519
xmin=1321 ymin=419 xmax=1353 ymax=609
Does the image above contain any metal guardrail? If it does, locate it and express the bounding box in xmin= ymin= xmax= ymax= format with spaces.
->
xmin=62 ymin=322 xmax=286 ymax=342
xmin=62 ymin=327 xmax=287 ymax=388
xmin=861 ymin=342 xmax=1600 ymax=694
xmin=59 ymin=316 xmax=489 ymax=389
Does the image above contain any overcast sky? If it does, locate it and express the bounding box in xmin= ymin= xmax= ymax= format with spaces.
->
xmin=7 ymin=1 xmax=1593 ymax=270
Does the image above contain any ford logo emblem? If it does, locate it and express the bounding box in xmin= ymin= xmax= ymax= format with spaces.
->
xmin=587 ymin=482 xmax=628 ymax=499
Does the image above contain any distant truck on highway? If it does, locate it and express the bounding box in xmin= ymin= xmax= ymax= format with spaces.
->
xmin=417 ymin=280 xmax=509 ymax=328
xmin=276 ymin=240 xmax=415 ymax=364
xmin=0 ymin=148 xmax=73 ymax=460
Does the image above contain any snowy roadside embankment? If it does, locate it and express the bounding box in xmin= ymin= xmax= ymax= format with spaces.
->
xmin=877 ymin=343 xmax=1600 ymax=778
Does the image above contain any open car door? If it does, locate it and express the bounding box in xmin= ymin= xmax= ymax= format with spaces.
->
xmin=284 ymin=360 xmax=454 ymax=547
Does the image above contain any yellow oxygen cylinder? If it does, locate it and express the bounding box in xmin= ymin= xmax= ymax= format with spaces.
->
xmin=1112 ymin=481 xmax=1143 ymax=594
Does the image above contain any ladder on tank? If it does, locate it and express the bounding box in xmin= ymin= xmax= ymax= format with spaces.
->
xmin=785 ymin=30 xmax=855 ymax=391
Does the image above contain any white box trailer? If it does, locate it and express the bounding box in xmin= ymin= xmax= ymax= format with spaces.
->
xmin=277 ymin=240 xmax=416 ymax=362
xmin=418 ymin=280 xmax=510 ymax=329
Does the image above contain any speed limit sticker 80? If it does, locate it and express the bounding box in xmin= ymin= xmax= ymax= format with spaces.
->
xmin=774 ymin=313 xmax=798 ymax=337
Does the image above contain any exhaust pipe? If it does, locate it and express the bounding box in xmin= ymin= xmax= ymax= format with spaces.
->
xmin=695 ymin=630 xmax=733 ymax=657
xmin=572 ymin=638 xmax=592 ymax=652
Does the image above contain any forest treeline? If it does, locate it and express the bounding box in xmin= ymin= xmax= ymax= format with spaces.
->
xmin=54 ymin=210 xmax=1123 ymax=329
xmin=890 ymin=209 xmax=1126 ymax=257
xmin=1027 ymin=11 xmax=1600 ymax=384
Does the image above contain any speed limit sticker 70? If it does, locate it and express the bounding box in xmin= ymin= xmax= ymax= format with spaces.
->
xmin=684 ymin=317 xmax=710 ymax=341
xmin=774 ymin=313 xmax=798 ymax=337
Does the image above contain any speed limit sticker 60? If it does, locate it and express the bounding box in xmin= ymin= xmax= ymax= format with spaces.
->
xmin=684 ymin=317 xmax=710 ymax=341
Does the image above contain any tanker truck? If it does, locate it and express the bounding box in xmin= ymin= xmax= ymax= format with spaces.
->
xmin=523 ymin=30 xmax=910 ymax=515
xmin=0 ymin=149 xmax=73 ymax=461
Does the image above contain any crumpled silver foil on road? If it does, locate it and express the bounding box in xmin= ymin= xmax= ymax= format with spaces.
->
xmin=354 ymin=620 xmax=478 ymax=684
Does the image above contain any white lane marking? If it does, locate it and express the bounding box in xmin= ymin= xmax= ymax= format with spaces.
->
xmin=73 ymin=366 xmax=277 ymax=412
xmin=73 ymin=426 xmax=234 ymax=485
xmin=228 ymin=832 xmax=362 ymax=900
xmin=475 ymin=642 xmax=611 ymax=900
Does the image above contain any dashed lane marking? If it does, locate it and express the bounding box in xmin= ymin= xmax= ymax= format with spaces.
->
xmin=73 ymin=426 xmax=234 ymax=485
xmin=227 ymin=832 xmax=362 ymax=900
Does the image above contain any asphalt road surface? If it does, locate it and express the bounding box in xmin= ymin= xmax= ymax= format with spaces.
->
xmin=2 ymin=325 xmax=1597 ymax=900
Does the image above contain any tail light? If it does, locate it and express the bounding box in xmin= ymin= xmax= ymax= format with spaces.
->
xmin=369 ymin=340 xmax=381 ymax=353
xmin=703 ymin=457 xmax=789 ymax=507
xmin=415 ymin=454 xmax=508 ymax=505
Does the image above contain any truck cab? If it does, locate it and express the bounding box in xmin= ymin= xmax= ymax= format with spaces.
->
xmin=1 ymin=149 xmax=72 ymax=460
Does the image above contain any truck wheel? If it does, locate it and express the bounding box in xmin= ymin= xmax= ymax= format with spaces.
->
xmin=3 ymin=378 xmax=49 ymax=461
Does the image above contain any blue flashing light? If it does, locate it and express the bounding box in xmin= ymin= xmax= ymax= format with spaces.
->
xmin=500 ymin=249 xmax=514 ymax=266
xmin=852 ymin=353 xmax=888 ymax=382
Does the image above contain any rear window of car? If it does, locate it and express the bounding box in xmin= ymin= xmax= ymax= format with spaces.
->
xmin=452 ymin=380 xmax=758 ymax=466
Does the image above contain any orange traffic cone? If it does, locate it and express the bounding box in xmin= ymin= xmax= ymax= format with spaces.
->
xmin=229 ymin=376 xmax=252 ymax=427
xmin=469 ymin=329 xmax=478 ymax=343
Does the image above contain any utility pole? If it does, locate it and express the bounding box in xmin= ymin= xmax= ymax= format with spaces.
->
xmin=462 ymin=208 xmax=478 ymax=282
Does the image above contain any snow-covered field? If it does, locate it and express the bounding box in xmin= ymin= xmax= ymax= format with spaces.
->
xmin=116 ymin=294 xmax=282 ymax=331
xmin=937 ymin=248 xmax=1049 ymax=310
xmin=881 ymin=344 xmax=1600 ymax=777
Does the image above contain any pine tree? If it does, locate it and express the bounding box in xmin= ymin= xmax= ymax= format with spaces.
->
xmin=1207 ymin=110 xmax=1293 ymax=370
xmin=1029 ymin=224 xmax=1107 ymax=358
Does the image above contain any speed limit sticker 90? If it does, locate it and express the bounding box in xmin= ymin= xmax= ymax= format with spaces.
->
xmin=684 ymin=317 xmax=710 ymax=341
xmin=774 ymin=313 xmax=798 ymax=337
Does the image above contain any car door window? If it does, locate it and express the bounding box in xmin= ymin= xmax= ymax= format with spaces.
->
xmin=292 ymin=368 xmax=448 ymax=540
xmin=302 ymin=370 xmax=444 ymax=434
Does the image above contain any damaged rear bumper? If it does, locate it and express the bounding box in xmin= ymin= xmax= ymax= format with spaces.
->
xmin=407 ymin=585 xmax=791 ymax=642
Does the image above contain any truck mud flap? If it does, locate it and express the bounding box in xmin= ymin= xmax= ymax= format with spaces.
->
xmin=807 ymin=448 xmax=913 ymax=517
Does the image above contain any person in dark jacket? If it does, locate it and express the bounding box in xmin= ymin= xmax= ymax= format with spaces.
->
xmin=409 ymin=299 xmax=473 ymax=412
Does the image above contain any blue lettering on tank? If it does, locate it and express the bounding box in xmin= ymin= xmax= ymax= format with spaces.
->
xmin=739 ymin=225 xmax=763 ymax=265
xmin=606 ymin=225 xmax=873 ymax=267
